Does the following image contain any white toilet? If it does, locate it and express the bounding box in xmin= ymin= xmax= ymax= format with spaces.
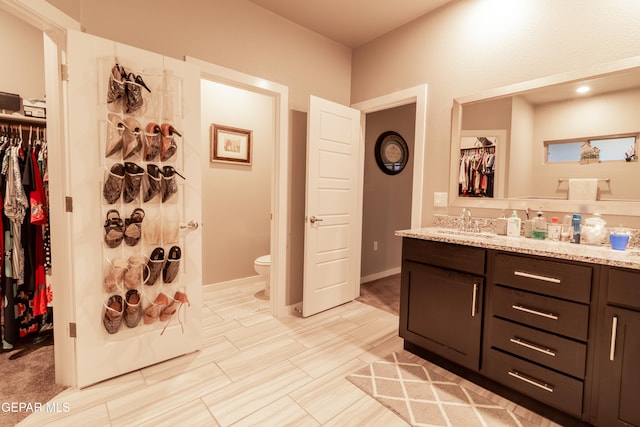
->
xmin=253 ymin=254 xmax=271 ymax=297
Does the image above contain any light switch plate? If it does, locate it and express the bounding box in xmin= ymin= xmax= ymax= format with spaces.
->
xmin=433 ymin=192 xmax=448 ymax=207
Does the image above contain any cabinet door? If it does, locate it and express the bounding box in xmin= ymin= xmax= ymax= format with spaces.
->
xmin=599 ymin=307 xmax=640 ymax=427
xmin=401 ymin=261 xmax=483 ymax=370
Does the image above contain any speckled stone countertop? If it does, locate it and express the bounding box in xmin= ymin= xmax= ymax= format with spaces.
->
xmin=396 ymin=227 xmax=640 ymax=271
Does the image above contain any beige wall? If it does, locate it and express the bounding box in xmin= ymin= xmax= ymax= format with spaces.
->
xmin=361 ymin=104 xmax=414 ymax=280
xmin=200 ymin=80 xmax=273 ymax=284
xmin=533 ymin=88 xmax=640 ymax=201
xmin=46 ymin=0 xmax=352 ymax=111
xmin=351 ymin=0 xmax=640 ymax=224
xmin=0 ymin=8 xmax=45 ymax=100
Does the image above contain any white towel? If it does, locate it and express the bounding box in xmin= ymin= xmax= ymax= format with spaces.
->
xmin=568 ymin=179 xmax=598 ymax=201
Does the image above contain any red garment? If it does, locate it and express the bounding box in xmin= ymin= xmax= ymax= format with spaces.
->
xmin=30 ymin=149 xmax=48 ymax=317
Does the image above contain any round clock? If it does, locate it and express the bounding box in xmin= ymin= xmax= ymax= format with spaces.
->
xmin=374 ymin=131 xmax=409 ymax=175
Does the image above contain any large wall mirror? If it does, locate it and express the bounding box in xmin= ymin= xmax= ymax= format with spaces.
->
xmin=449 ymin=56 xmax=640 ymax=215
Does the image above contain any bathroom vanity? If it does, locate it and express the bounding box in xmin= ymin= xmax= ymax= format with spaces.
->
xmin=397 ymin=228 xmax=640 ymax=426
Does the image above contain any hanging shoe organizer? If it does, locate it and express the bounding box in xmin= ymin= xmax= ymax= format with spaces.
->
xmin=99 ymin=58 xmax=188 ymax=337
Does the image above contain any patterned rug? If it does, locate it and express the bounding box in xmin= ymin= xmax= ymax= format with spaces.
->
xmin=347 ymin=351 xmax=555 ymax=427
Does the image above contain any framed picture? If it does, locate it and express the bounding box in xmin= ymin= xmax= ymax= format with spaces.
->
xmin=211 ymin=124 xmax=252 ymax=165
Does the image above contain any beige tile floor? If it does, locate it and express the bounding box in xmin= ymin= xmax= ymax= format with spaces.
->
xmin=17 ymin=279 xmax=553 ymax=427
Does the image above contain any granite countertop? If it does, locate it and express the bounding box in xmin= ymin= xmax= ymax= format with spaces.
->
xmin=396 ymin=227 xmax=640 ymax=271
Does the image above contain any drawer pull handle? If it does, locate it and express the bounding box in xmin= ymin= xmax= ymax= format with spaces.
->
xmin=514 ymin=271 xmax=561 ymax=284
xmin=508 ymin=370 xmax=554 ymax=393
xmin=609 ymin=315 xmax=618 ymax=361
xmin=471 ymin=283 xmax=478 ymax=317
xmin=510 ymin=337 xmax=557 ymax=357
xmin=511 ymin=304 xmax=559 ymax=320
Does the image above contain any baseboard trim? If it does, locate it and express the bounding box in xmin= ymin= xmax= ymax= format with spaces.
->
xmin=360 ymin=267 xmax=401 ymax=284
xmin=204 ymin=275 xmax=263 ymax=288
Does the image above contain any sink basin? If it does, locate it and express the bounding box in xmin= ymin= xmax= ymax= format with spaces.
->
xmin=434 ymin=229 xmax=497 ymax=239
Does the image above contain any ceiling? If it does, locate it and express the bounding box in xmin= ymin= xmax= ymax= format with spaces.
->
xmin=247 ymin=0 xmax=455 ymax=48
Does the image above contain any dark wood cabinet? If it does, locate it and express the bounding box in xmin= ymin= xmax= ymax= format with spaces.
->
xmin=399 ymin=235 xmax=640 ymax=426
xmin=485 ymin=252 xmax=594 ymax=418
xmin=597 ymin=269 xmax=640 ymax=427
xmin=400 ymin=239 xmax=484 ymax=370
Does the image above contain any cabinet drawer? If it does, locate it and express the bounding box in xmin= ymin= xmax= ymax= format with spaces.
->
xmin=488 ymin=317 xmax=587 ymax=379
xmin=492 ymin=285 xmax=589 ymax=341
xmin=485 ymin=348 xmax=584 ymax=417
xmin=493 ymin=253 xmax=592 ymax=303
xmin=403 ymin=238 xmax=485 ymax=275
xmin=607 ymin=268 xmax=640 ymax=310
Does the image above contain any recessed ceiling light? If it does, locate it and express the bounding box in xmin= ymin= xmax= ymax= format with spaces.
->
xmin=576 ymin=85 xmax=590 ymax=94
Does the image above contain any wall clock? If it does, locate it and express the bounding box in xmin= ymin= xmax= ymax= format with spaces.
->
xmin=374 ymin=130 xmax=409 ymax=175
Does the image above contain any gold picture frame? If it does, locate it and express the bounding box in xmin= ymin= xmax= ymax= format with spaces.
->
xmin=210 ymin=124 xmax=252 ymax=165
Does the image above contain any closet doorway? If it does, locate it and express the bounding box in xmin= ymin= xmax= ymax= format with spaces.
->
xmin=0 ymin=0 xmax=75 ymax=408
xmin=353 ymin=86 xmax=427 ymax=309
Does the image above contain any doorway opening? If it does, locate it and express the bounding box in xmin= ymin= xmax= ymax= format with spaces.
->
xmin=188 ymin=58 xmax=290 ymax=319
xmin=352 ymin=85 xmax=427 ymax=316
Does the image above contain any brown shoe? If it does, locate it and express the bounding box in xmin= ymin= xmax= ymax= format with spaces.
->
xmin=160 ymin=291 xmax=190 ymax=335
xmin=103 ymin=295 xmax=124 ymax=334
xmin=124 ymin=289 xmax=143 ymax=328
xmin=103 ymin=163 xmax=125 ymax=204
xmin=143 ymin=293 xmax=169 ymax=325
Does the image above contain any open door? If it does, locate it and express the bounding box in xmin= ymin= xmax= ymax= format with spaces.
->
xmin=302 ymin=96 xmax=363 ymax=317
xmin=64 ymin=29 xmax=202 ymax=387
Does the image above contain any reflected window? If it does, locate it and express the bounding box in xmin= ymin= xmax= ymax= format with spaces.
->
xmin=546 ymin=134 xmax=638 ymax=163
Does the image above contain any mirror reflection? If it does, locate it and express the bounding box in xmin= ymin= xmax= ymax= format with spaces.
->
xmin=450 ymin=58 xmax=640 ymax=213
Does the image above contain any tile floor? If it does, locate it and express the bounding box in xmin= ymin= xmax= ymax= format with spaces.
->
xmin=18 ymin=279 xmax=552 ymax=426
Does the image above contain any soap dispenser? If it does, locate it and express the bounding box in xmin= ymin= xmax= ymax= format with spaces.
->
xmin=495 ymin=210 xmax=508 ymax=235
xmin=507 ymin=210 xmax=521 ymax=237
xmin=531 ymin=208 xmax=547 ymax=240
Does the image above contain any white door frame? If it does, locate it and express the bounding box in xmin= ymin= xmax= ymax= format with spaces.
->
xmin=185 ymin=57 xmax=289 ymax=318
xmin=0 ymin=0 xmax=82 ymax=386
xmin=352 ymin=84 xmax=427 ymax=229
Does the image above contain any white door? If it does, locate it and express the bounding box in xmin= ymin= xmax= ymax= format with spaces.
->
xmin=65 ymin=30 xmax=202 ymax=387
xmin=303 ymin=96 xmax=363 ymax=317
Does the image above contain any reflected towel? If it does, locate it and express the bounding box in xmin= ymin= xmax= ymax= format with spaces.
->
xmin=568 ymin=179 xmax=598 ymax=201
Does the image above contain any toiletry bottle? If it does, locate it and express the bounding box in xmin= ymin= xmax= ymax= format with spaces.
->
xmin=495 ymin=210 xmax=508 ymax=235
xmin=507 ymin=210 xmax=521 ymax=237
xmin=570 ymin=214 xmax=582 ymax=244
xmin=531 ymin=209 xmax=547 ymax=240
xmin=547 ymin=217 xmax=562 ymax=241
xmin=560 ymin=215 xmax=572 ymax=242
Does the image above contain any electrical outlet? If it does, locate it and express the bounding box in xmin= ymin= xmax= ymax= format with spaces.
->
xmin=373 ymin=241 xmax=378 ymax=251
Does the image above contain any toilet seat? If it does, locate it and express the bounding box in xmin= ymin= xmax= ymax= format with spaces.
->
xmin=255 ymin=254 xmax=270 ymax=266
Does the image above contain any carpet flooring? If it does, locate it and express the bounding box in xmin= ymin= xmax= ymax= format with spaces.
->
xmin=357 ymin=274 xmax=400 ymax=316
xmin=0 ymin=330 xmax=67 ymax=426
xmin=347 ymin=351 xmax=558 ymax=427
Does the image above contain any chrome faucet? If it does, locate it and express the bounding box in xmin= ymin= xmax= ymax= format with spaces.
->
xmin=459 ymin=208 xmax=473 ymax=231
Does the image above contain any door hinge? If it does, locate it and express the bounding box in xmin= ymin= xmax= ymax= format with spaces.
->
xmin=61 ymin=63 xmax=69 ymax=81
xmin=65 ymin=196 xmax=73 ymax=212
xmin=69 ymin=322 xmax=77 ymax=338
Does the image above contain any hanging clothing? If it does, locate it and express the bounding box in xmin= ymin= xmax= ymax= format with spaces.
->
xmin=4 ymin=146 xmax=29 ymax=285
xmin=0 ymin=125 xmax=50 ymax=347
xmin=458 ymin=146 xmax=496 ymax=197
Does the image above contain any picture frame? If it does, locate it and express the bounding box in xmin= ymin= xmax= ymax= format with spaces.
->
xmin=211 ymin=124 xmax=252 ymax=165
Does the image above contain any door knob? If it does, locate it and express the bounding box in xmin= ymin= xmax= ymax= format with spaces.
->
xmin=309 ymin=216 xmax=323 ymax=224
xmin=180 ymin=220 xmax=199 ymax=230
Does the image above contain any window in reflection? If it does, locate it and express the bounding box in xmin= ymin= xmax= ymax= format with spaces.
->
xmin=545 ymin=133 xmax=638 ymax=163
